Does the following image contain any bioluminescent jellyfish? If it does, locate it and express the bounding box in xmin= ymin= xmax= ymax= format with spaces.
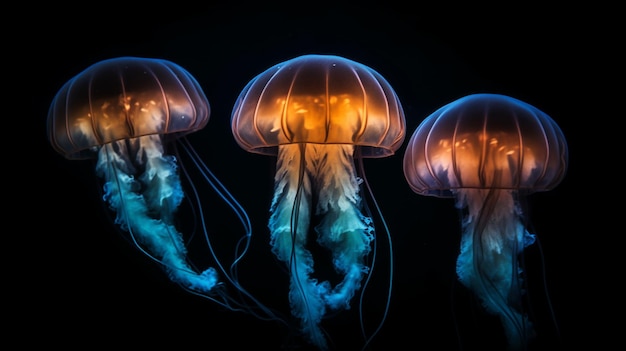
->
xmin=403 ymin=93 xmax=568 ymax=350
xmin=47 ymin=57 xmax=276 ymax=316
xmin=231 ymin=54 xmax=406 ymax=350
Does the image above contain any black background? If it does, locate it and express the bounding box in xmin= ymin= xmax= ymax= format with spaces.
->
xmin=18 ymin=3 xmax=614 ymax=350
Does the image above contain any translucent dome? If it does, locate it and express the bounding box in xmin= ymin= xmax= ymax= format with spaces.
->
xmin=48 ymin=56 xmax=210 ymax=160
xmin=403 ymin=93 xmax=568 ymax=197
xmin=231 ymin=54 xmax=405 ymax=158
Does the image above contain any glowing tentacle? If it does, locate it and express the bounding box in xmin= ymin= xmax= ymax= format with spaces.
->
xmin=136 ymin=135 xmax=184 ymax=225
xmin=310 ymin=144 xmax=374 ymax=311
xmin=269 ymin=144 xmax=328 ymax=350
xmin=455 ymin=188 xmax=536 ymax=351
xmin=96 ymin=137 xmax=219 ymax=294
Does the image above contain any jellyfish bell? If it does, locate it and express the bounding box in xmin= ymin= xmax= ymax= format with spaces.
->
xmin=232 ymin=54 xmax=406 ymax=350
xmin=403 ymin=93 xmax=568 ymax=196
xmin=48 ymin=57 xmax=209 ymax=160
xmin=231 ymin=54 xmax=405 ymax=157
xmin=403 ymin=93 xmax=568 ymax=350
xmin=47 ymin=57 xmax=277 ymax=317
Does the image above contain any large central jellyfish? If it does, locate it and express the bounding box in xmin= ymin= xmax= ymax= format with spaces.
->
xmin=403 ymin=93 xmax=568 ymax=350
xmin=231 ymin=54 xmax=405 ymax=349
xmin=47 ymin=57 xmax=271 ymax=314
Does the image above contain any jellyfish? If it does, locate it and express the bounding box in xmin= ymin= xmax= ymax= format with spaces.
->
xmin=47 ymin=57 xmax=274 ymax=315
xmin=402 ymin=93 xmax=568 ymax=350
xmin=231 ymin=54 xmax=405 ymax=349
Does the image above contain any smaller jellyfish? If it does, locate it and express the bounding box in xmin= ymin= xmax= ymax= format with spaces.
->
xmin=47 ymin=57 xmax=275 ymax=318
xmin=231 ymin=54 xmax=405 ymax=350
xmin=402 ymin=93 xmax=568 ymax=350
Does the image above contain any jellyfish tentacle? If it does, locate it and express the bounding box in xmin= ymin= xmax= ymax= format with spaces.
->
xmin=96 ymin=138 xmax=219 ymax=294
xmin=455 ymin=188 xmax=536 ymax=351
xmin=269 ymin=144 xmax=328 ymax=350
xmin=136 ymin=134 xmax=184 ymax=225
xmin=311 ymin=144 xmax=374 ymax=311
